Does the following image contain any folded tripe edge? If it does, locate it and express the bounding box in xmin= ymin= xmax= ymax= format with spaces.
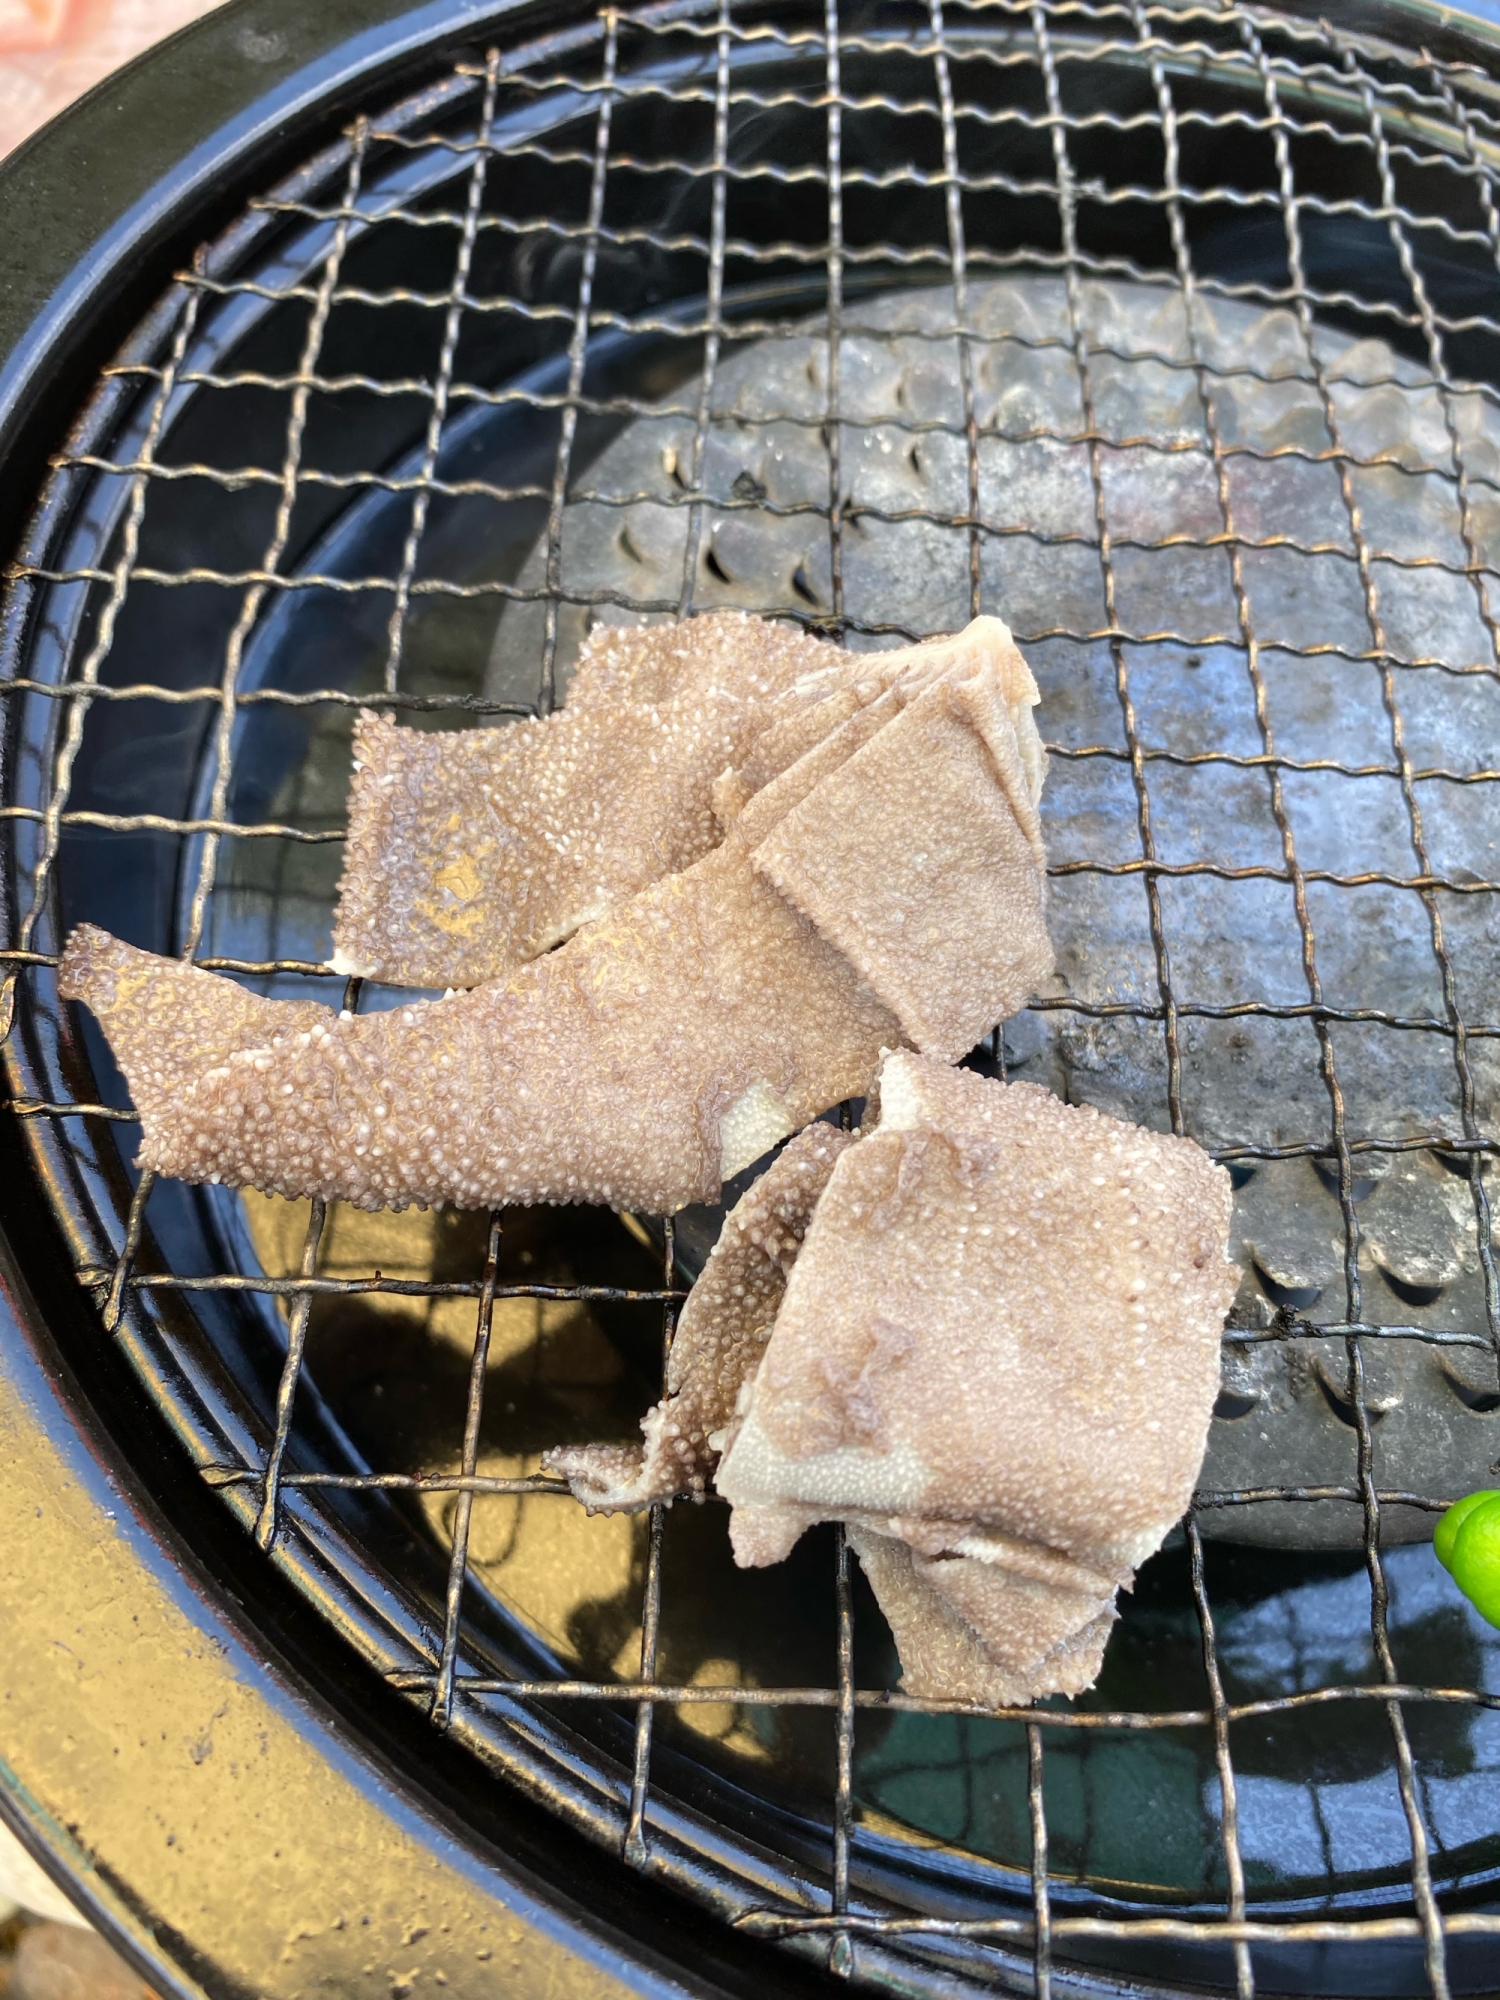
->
xmin=552 ymin=1050 xmax=1237 ymax=1706
xmin=58 ymin=617 xmax=1053 ymax=1215
xmin=330 ymin=611 xmax=839 ymax=990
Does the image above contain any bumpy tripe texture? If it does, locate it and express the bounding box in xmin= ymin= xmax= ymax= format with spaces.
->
xmin=545 ymin=1124 xmax=855 ymax=1509
xmin=57 ymin=845 xmax=896 ymax=1213
xmin=713 ymin=1052 xmax=1237 ymax=1706
xmin=332 ymin=613 xmax=837 ymax=990
xmin=58 ymin=617 xmax=1052 ymax=1213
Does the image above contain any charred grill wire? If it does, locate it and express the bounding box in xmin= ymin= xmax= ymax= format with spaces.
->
xmin=6 ymin=1 xmax=1500 ymax=1993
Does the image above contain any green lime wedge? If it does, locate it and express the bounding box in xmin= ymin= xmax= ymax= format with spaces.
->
xmin=1446 ymin=1493 xmax=1500 ymax=1628
xmin=1435 ymin=1489 xmax=1500 ymax=1574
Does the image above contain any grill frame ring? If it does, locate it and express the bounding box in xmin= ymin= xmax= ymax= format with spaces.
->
xmin=7 ymin=0 xmax=1500 ymax=1995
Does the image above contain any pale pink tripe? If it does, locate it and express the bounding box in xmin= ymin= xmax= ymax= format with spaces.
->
xmin=713 ymin=1052 xmax=1239 ymax=1705
xmin=58 ymin=618 xmax=1052 ymax=1214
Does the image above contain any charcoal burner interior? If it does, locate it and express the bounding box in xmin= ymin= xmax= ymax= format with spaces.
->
xmin=5 ymin=2 xmax=1500 ymax=1996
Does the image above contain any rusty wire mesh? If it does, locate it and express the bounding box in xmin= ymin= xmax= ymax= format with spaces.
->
xmin=6 ymin=0 xmax=1500 ymax=1993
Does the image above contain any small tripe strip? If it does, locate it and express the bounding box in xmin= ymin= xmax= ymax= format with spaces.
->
xmin=332 ymin=613 xmax=835 ymax=990
xmin=67 ymin=948 xmax=332 ymax=1133
xmin=843 ymin=1525 xmax=1120 ymax=1707
xmin=711 ymin=1053 xmax=1236 ymax=1706
xmin=59 ymin=617 xmax=1053 ymax=1215
xmin=545 ymin=1123 xmax=855 ymax=1509
xmin=753 ymin=623 xmax=1048 ymax=1060
xmin=58 ymin=841 xmax=897 ymax=1212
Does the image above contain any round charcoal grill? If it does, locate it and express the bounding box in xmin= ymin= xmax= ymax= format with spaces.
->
xmin=5 ymin=0 xmax=1500 ymax=1994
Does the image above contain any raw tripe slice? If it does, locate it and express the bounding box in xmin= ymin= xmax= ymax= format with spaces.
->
xmin=57 ymin=843 xmax=896 ymax=1213
xmin=58 ymin=618 xmax=1052 ymax=1214
xmin=714 ymin=1051 xmax=1237 ymax=1706
xmin=332 ymin=612 xmax=835 ymax=990
xmin=708 ymin=620 xmax=1001 ymax=829
xmin=752 ymin=623 xmax=1047 ymax=1061
xmin=844 ymin=1524 xmax=1118 ymax=1707
xmin=73 ymin=949 xmax=332 ymax=1133
xmin=545 ymin=1123 xmax=855 ymax=1509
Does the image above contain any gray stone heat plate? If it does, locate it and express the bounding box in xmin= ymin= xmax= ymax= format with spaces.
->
xmin=486 ymin=276 xmax=1500 ymax=1549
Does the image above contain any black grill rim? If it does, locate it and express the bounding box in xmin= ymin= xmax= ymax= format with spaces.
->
xmin=0 ymin=0 xmax=620 ymax=594
xmin=8 ymin=0 xmax=1500 ymax=1994
xmin=0 ymin=1111 xmax=848 ymax=2000
xmin=0 ymin=6 xmax=881 ymax=1998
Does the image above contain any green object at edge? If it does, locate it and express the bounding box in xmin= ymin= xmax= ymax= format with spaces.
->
xmin=1436 ymin=1490 xmax=1500 ymax=1627
xmin=1434 ymin=1489 xmax=1500 ymax=1573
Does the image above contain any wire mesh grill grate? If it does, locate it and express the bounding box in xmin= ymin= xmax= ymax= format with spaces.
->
xmin=7 ymin=1 xmax=1500 ymax=1992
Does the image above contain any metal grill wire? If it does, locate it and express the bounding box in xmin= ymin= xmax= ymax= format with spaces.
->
xmin=6 ymin=0 xmax=1500 ymax=1990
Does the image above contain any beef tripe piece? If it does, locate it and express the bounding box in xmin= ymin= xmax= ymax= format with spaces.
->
xmin=57 ymin=833 xmax=897 ymax=1212
xmin=844 ymin=1524 xmax=1119 ymax=1708
xmin=750 ymin=620 xmax=1048 ymax=1062
xmin=58 ymin=618 xmax=1052 ymax=1215
xmin=332 ymin=612 xmax=835 ymax=990
xmin=544 ymin=1123 xmax=856 ymax=1510
xmin=714 ymin=1051 xmax=1238 ymax=1707
xmin=708 ymin=620 xmax=994 ymax=830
